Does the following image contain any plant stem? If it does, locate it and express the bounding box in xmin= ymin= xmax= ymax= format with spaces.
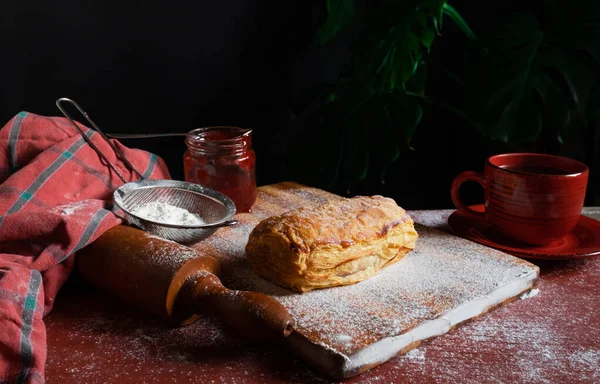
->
xmin=409 ymin=92 xmax=477 ymax=128
xmin=442 ymin=3 xmax=477 ymax=42
xmin=436 ymin=64 xmax=464 ymax=87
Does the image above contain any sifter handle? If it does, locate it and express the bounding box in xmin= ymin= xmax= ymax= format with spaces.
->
xmin=55 ymin=97 xmax=146 ymax=183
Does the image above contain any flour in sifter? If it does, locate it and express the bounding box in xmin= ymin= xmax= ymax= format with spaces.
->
xmin=130 ymin=202 xmax=205 ymax=226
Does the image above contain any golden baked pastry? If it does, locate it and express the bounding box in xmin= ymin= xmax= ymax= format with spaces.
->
xmin=245 ymin=195 xmax=418 ymax=292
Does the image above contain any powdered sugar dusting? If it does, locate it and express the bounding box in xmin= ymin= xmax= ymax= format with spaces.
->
xmin=135 ymin=230 xmax=206 ymax=272
xmin=146 ymin=241 xmax=201 ymax=272
xmin=369 ymin=309 xmax=565 ymax=384
xmin=46 ymin=302 xmax=330 ymax=384
xmin=190 ymin=186 xmax=538 ymax=366
xmin=569 ymin=349 xmax=600 ymax=375
xmin=212 ymin=224 xmax=534 ymax=356
xmin=194 ymin=191 xmax=538 ymax=362
xmin=44 ymin=189 xmax=600 ymax=383
xmin=408 ymin=209 xmax=453 ymax=231
xmin=46 ymin=310 xmax=246 ymax=383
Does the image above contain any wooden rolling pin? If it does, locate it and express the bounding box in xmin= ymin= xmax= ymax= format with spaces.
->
xmin=76 ymin=225 xmax=294 ymax=341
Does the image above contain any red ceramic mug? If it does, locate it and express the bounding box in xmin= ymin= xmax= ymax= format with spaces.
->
xmin=451 ymin=153 xmax=588 ymax=245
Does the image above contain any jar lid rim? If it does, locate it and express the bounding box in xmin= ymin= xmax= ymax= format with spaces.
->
xmin=187 ymin=126 xmax=252 ymax=143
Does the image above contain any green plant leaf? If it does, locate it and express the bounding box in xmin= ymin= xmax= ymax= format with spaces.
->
xmin=404 ymin=102 xmax=423 ymax=144
xmin=356 ymin=2 xmax=446 ymax=93
xmin=442 ymin=3 xmax=476 ymax=41
xmin=430 ymin=13 xmax=440 ymax=35
xmin=291 ymin=82 xmax=337 ymax=118
xmin=405 ymin=61 xmax=427 ymax=94
xmin=464 ymin=11 xmax=599 ymax=143
xmin=414 ymin=12 xmax=435 ymax=50
xmin=322 ymin=88 xmax=374 ymax=190
xmin=335 ymin=110 xmax=370 ymax=190
xmin=360 ymin=93 xmax=423 ymax=182
xmin=374 ymin=27 xmax=401 ymax=74
xmin=514 ymin=94 xmax=544 ymax=142
xmin=465 ymin=14 xmax=543 ymax=141
xmin=364 ymin=98 xmax=400 ymax=182
xmin=543 ymin=1 xmax=600 ymax=125
xmin=423 ymin=0 xmax=446 ymax=28
xmin=316 ymin=0 xmax=355 ymax=46
xmin=537 ymin=49 xmax=584 ymax=106
xmin=392 ymin=30 xmax=421 ymax=90
xmin=391 ymin=92 xmax=423 ymax=144
xmin=285 ymin=98 xmax=346 ymax=190
xmin=586 ymin=83 xmax=600 ymax=122
xmin=533 ymin=75 xmax=571 ymax=142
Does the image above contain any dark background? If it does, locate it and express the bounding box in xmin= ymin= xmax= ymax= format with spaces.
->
xmin=1 ymin=1 xmax=597 ymax=209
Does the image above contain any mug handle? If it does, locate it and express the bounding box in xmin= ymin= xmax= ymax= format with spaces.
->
xmin=450 ymin=171 xmax=486 ymax=220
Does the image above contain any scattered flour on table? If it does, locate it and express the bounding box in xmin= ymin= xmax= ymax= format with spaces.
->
xmin=130 ymin=202 xmax=205 ymax=225
xmin=404 ymin=348 xmax=425 ymax=361
xmin=520 ymin=288 xmax=540 ymax=300
xmin=569 ymin=349 xmax=600 ymax=373
xmin=45 ymin=188 xmax=600 ymax=383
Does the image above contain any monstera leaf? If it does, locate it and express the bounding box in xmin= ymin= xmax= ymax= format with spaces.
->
xmin=317 ymin=0 xmax=449 ymax=92
xmin=360 ymin=0 xmax=448 ymax=93
xmin=292 ymin=0 xmax=600 ymax=194
xmin=293 ymin=0 xmax=476 ymax=192
xmin=465 ymin=5 xmax=600 ymax=143
xmin=288 ymin=83 xmax=423 ymax=193
xmin=316 ymin=0 xmax=355 ymax=46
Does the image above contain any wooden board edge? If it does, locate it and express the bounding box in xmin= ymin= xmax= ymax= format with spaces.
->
xmin=285 ymin=271 xmax=539 ymax=380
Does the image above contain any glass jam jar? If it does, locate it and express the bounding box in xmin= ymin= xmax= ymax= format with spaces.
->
xmin=183 ymin=126 xmax=257 ymax=213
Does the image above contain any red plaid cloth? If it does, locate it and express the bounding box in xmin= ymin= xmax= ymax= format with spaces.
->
xmin=0 ymin=112 xmax=171 ymax=383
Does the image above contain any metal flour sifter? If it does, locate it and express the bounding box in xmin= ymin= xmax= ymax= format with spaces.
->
xmin=56 ymin=97 xmax=237 ymax=244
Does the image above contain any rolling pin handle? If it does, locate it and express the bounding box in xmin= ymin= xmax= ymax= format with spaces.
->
xmin=193 ymin=273 xmax=294 ymax=341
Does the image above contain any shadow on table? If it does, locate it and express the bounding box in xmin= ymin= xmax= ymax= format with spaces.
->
xmin=47 ymin=273 xmax=336 ymax=384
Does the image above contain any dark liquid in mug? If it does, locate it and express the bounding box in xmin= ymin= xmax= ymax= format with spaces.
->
xmin=499 ymin=165 xmax=572 ymax=175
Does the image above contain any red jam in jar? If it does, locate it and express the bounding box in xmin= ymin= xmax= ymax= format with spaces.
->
xmin=183 ymin=126 xmax=257 ymax=213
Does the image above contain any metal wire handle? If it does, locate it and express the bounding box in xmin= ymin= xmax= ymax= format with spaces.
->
xmin=106 ymin=132 xmax=188 ymax=139
xmin=55 ymin=98 xmax=146 ymax=183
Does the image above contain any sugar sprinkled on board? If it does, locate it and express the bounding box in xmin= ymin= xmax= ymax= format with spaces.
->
xmin=191 ymin=187 xmax=538 ymax=360
xmin=197 ymin=219 xmax=536 ymax=357
xmin=190 ymin=185 xmax=538 ymax=374
xmin=130 ymin=202 xmax=205 ymax=225
xmin=408 ymin=209 xmax=453 ymax=231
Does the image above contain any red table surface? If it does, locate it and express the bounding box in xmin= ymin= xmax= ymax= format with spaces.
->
xmin=45 ymin=209 xmax=600 ymax=384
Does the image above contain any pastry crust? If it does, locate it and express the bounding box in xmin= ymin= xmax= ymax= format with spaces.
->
xmin=245 ymin=195 xmax=418 ymax=292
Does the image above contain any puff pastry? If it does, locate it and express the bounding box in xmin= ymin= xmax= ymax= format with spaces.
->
xmin=245 ymin=195 xmax=418 ymax=292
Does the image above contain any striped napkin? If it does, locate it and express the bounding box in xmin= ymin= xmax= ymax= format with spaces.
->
xmin=0 ymin=112 xmax=170 ymax=383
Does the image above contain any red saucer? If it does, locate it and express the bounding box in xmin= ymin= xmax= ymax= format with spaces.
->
xmin=448 ymin=205 xmax=600 ymax=260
